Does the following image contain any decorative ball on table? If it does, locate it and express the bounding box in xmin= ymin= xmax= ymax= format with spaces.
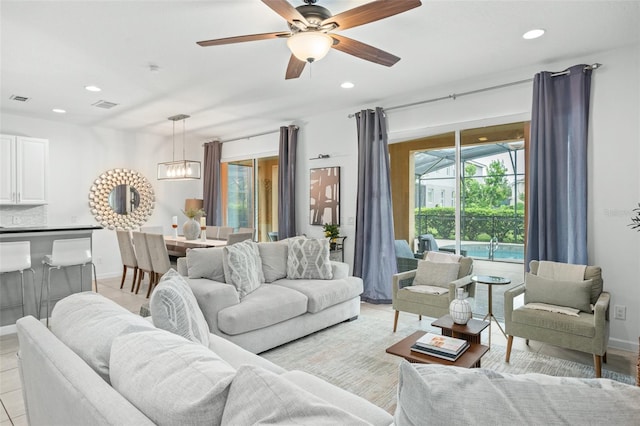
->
xmin=449 ymin=287 xmax=473 ymax=325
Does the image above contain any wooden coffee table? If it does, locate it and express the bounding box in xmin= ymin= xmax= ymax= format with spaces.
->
xmin=386 ymin=331 xmax=489 ymax=368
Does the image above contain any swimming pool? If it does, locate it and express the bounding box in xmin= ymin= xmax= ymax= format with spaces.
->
xmin=441 ymin=243 xmax=524 ymax=262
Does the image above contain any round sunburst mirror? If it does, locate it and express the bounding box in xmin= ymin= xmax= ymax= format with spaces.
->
xmin=89 ymin=168 xmax=155 ymax=230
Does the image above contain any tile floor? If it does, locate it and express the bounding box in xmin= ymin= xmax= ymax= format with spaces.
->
xmin=1 ymin=275 xmax=637 ymax=425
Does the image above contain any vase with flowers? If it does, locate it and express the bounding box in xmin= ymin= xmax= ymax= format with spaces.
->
xmin=182 ymin=207 xmax=205 ymax=240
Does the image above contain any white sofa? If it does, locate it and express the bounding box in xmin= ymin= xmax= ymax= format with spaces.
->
xmin=16 ymin=292 xmax=393 ymax=426
xmin=176 ymin=240 xmax=363 ymax=353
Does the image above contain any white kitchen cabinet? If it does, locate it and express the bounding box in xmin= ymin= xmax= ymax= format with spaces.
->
xmin=0 ymin=134 xmax=49 ymax=205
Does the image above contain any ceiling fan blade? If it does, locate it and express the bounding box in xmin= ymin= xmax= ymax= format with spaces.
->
xmin=197 ymin=32 xmax=289 ymax=47
xmin=322 ymin=0 xmax=422 ymax=31
xmin=261 ymin=0 xmax=309 ymax=27
xmin=330 ymin=34 xmax=400 ymax=67
xmin=285 ymin=54 xmax=306 ymax=79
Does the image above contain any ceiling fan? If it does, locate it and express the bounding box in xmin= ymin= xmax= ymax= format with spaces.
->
xmin=197 ymin=0 xmax=422 ymax=79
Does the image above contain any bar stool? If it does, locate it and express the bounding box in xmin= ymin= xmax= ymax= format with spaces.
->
xmin=40 ymin=238 xmax=98 ymax=326
xmin=0 ymin=241 xmax=35 ymax=317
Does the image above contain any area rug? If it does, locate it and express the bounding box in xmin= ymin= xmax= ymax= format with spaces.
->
xmin=260 ymin=309 xmax=635 ymax=414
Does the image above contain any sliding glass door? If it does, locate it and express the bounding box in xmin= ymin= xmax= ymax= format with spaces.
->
xmin=221 ymin=156 xmax=278 ymax=241
xmin=392 ymin=122 xmax=527 ymax=264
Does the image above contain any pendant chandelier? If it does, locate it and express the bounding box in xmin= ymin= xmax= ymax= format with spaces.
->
xmin=157 ymin=114 xmax=201 ymax=180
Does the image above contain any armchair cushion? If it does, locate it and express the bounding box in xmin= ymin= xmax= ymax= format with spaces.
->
xmin=524 ymin=273 xmax=593 ymax=313
xmin=413 ymin=260 xmax=460 ymax=288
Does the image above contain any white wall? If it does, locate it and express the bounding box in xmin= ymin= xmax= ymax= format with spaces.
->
xmin=295 ymin=44 xmax=640 ymax=350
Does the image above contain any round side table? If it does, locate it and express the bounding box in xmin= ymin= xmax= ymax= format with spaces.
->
xmin=472 ymin=275 xmax=511 ymax=346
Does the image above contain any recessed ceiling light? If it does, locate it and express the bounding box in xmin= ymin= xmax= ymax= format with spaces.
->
xmin=85 ymin=85 xmax=102 ymax=92
xmin=52 ymin=108 xmax=66 ymax=114
xmin=523 ymin=29 xmax=545 ymax=40
xmin=341 ymin=81 xmax=354 ymax=89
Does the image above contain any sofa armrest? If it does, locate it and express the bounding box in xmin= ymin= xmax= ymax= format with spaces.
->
xmin=331 ymin=261 xmax=349 ymax=280
xmin=177 ymin=257 xmax=188 ymax=276
xmin=188 ymin=279 xmax=240 ymax=333
xmin=504 ymin=283 xmax=526 ymax=322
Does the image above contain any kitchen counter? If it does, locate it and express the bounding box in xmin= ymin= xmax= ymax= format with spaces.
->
xmin=0 ymin=225 xmax=102 ymax=234
xmin=0 ymin=225 xmax=102 ymax=329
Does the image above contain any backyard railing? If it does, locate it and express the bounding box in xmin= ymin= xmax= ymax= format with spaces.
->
xmin=415 ymin=212 xmax=525 ymax=262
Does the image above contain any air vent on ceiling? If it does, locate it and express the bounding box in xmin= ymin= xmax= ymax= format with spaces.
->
xmin=92 ymin=100 xmax=119 ymax=109
xmin=10 ymin=95 xmax=30 ymax=102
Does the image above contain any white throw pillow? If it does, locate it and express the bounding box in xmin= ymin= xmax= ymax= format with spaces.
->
xmin=150 ymin=269 xmax=210 ymax=346
xmin=50 ymin=292 xmax=155 ymax=383
xmin=221 ymin=365 xmax=369 ymax=425
xmin=110 ymin=330 xmax=235 ymax=426
xmin=222 ymin=240 xmax=264 ymax=298
xmin=412 ymin=260 xmax=460 ymax=288
xmin=287 ymin=238 xmax=333 ymax=280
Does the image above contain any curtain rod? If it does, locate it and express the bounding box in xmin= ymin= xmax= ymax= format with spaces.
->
xmin=203 ymin=126 xmax=300 ymax=146
xmin=348 ymin=63 xmax=602 ymax=118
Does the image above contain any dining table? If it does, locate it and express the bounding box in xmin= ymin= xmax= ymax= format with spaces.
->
xmin=164 ymin=235 xmax=227 ymax=257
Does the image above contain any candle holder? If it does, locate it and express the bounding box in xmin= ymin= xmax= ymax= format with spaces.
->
xmin=172 ymin=223 xmax=178 ymax=239
xmin=200 ymin=226 xmax=207 ymax=242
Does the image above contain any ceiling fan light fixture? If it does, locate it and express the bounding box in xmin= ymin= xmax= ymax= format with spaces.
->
xmin=287 ymin=31 xmax=333 ymax=63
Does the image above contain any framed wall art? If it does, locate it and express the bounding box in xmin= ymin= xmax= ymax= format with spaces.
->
xmin=309 ymin=166 xmax=340 ymax=225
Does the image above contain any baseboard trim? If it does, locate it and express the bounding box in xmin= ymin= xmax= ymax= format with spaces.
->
xmin=608 ymin=337 xmax=639 ymax=353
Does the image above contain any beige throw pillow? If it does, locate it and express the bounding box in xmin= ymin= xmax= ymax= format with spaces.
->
xmin=413 ymin=260 xmax=460 ymax=288
xmin=524 ymin=272 xmax=592 ymax=312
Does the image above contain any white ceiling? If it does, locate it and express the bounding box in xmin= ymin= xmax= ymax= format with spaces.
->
xmin=1 ymin=1 xmax=638 ymax=140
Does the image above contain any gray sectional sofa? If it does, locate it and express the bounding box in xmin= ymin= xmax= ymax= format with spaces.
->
xmin=176 ymin=240 xmax=363 ymax=353
xmin=16 ymin=292 xmax=393 ymax=426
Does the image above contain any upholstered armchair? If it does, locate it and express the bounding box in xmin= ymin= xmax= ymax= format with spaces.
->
xmin=504 ymin=260 xmax=609 ymax=377
xmin=392 ymin=252 xmax=474 ymax=332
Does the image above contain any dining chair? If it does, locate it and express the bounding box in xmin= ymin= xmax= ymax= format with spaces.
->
xmin=144 ymin=233 xmax=172 ymax=298
xmin=237 ymin=227 xmax=255 ymax=240
xmin=217 ymin=226 xmax=233 ymax=240
xmin=131 ymin=232 xmax=155 ymax=296
xmin=0 ymin=241 xmax=36 ymax=317
xmin=227 ymin=232 xmax=253 ymax=246
xmin=116 ymin=230 xmax=138 ymax=291
xmin=140 ymin=226 xmax=163 ymax=235
xmin=206 ymin=226 xmax=220 ymax=239
xmin=41 ymin=238 xmax=98 ymax=326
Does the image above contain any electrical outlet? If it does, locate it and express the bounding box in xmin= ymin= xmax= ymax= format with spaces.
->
xmin=614 ymin=305 xmax=626 ymax=320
